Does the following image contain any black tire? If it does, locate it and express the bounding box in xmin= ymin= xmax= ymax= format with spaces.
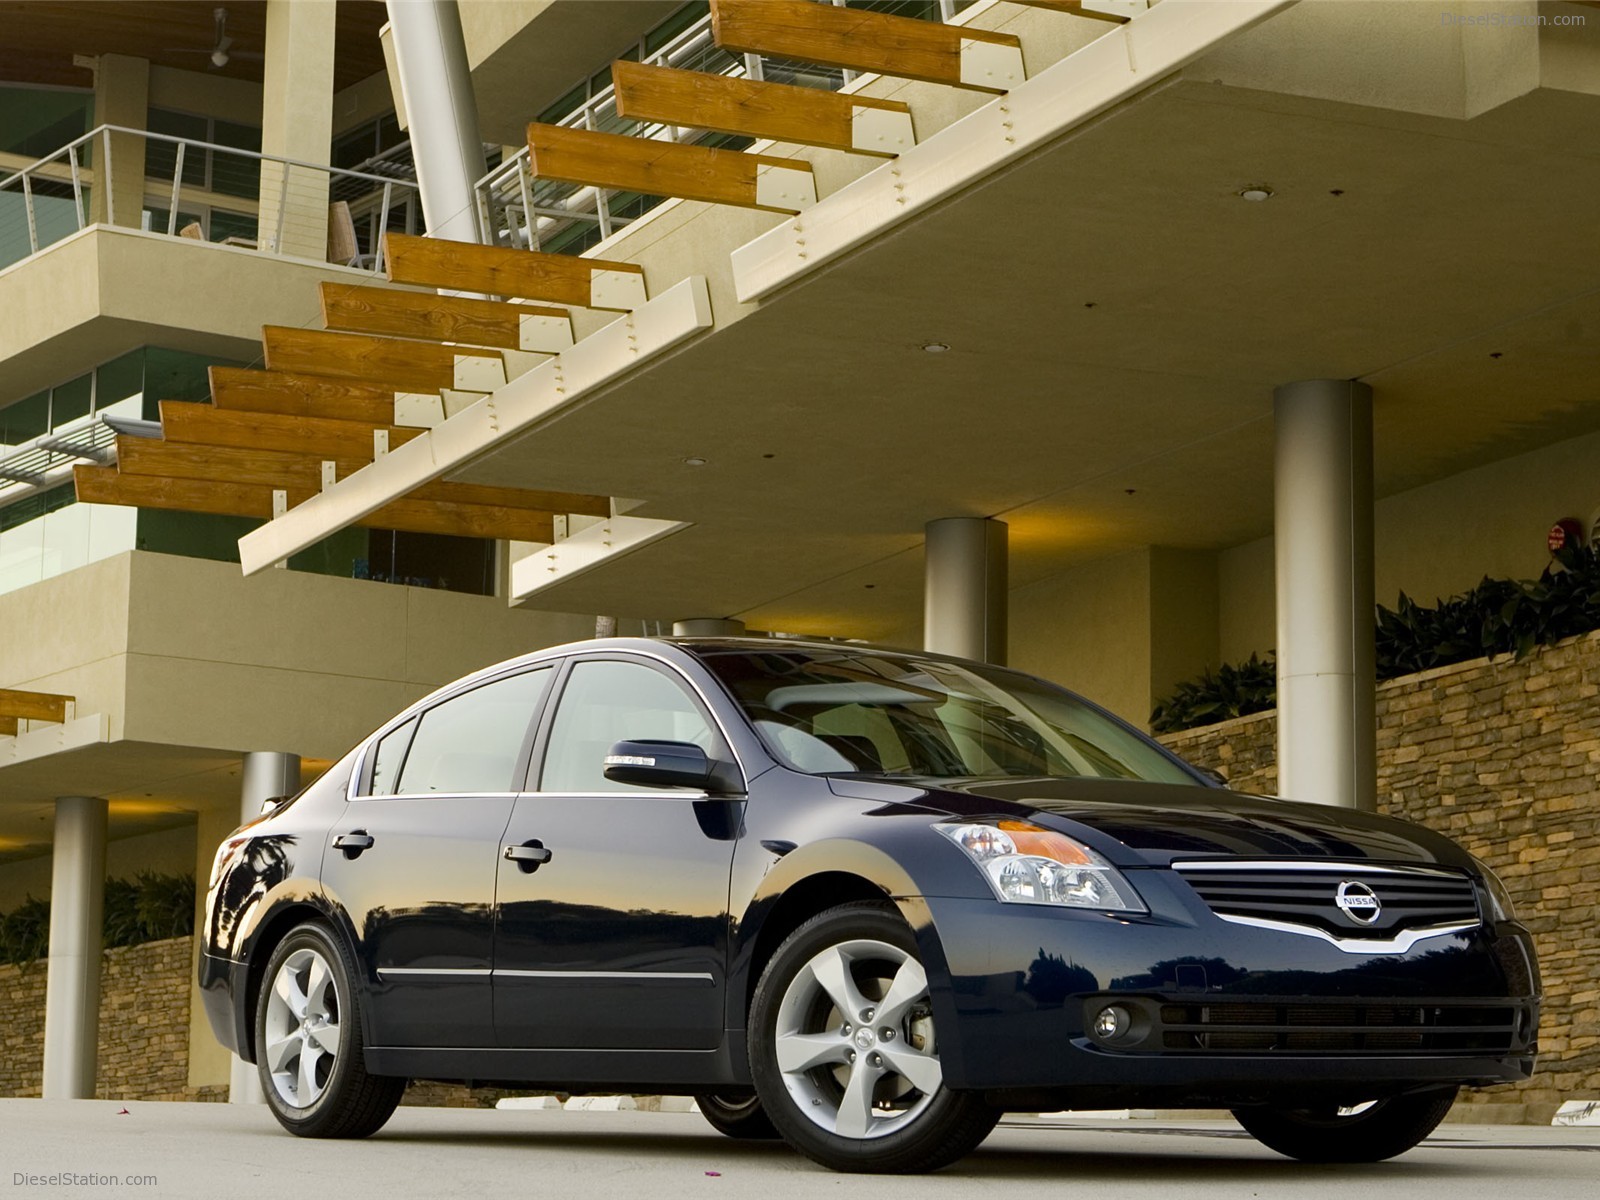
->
xmin=748 ymin=901 xmax=999 ymax=1173
xmin=254 ymin=922 xmax=405 ymax=1138
xmin=1231 ymin=1087 xmax=1459 ymax=1162
xmin=695 ymin=1090 xmax=782 ymax=1139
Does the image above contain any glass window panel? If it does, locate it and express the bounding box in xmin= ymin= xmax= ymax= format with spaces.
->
xmin=209 ymin=151 xmax=260 ymax=199
xmin=396 ymin=670 xmax=552 ymax=794
xmin=207 ymin=209 xmax=258 ymax=244
xmin=541 ymin=660 xmax=717 ymax=793
xmin=0 ymin=86 xmax=93 ymax=158
xmin=369 ymin=718 xmax=417 ymax=797
xmin=644 ymin=2 xmax=710 ymax=54
xmin=50 ymin=373 xmax=92 ymax=428
xmin=95 ymin=350 xmax=145 ymax=411
xmin=1 ymin=391 xmax=50 ymax=445
xmin=213 ymin=120 xmax=260 ymax=152
xmin=146 ymin=109 xmax=208 ymax=186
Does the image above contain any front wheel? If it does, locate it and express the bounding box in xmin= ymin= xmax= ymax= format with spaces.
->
xmin=695 ymin=1091 xmax=782 ymax=1139
xmin=256 ymin=922 xmax=405 ymax=1138
xmin=749 ymin=901 xmax=999 ymax=1173
xmin=1232 ymin=1087 xmax=1459 ymax=1162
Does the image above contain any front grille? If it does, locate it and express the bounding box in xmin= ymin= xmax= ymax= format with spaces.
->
xmin=1157 ymin=1000 xmax=1520 ymax=1054
xmin=1174 ymin=862 xmax=1479 ymax=939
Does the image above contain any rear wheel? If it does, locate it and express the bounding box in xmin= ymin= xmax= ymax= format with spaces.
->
xmin=1232 ymin=1087 xmax=1458 ymax=1162
xmin=256 ymin=922 xmax=405 ymax=1138
xmin=749 ymin=901 xmax=999 ymax=1173
xmin=695 ymin=1091 xmax=781 ymax=1139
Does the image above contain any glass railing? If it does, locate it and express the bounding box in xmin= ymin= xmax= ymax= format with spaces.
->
xmin=0 ymin=124 xmax=423 ymax=273
xmin=474 ymin=0 xmax=974 ymax=257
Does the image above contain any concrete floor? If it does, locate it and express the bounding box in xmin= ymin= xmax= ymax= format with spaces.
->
xmin=2 ymin=1101 xmax=1596 ymax=1199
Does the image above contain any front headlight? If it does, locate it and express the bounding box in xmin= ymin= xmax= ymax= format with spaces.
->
xmin=937 ymin=820 xmax=1146 ymax=912
xmin=1471 ymin=855 xmax=1517 ymax=922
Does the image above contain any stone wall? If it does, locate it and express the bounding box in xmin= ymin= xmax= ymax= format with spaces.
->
xmin=0 ymin=936 xmax=223 ymax=1101
xmin=1160 ymin=631 xmax=1600 ymax=1113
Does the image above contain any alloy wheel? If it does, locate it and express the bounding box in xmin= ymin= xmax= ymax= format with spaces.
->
xmin=773 ymin=937 xmax=942 ymax=1139
xmin=263 ymin=946 xmax=342 ymax=1109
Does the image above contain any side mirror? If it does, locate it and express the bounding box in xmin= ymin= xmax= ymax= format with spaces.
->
xmin=259 ymin=794 xmax=291 ymax=816
xmin=603 ymin=739 xmax=713 ymax=790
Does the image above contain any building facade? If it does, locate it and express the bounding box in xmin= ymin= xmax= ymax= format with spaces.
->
xmin=2 ymin=0 xmax=1597 ymax=1105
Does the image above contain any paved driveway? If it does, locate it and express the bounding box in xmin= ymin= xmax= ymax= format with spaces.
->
xmin=2 ymin=1101 xmax=1595 ymax=1199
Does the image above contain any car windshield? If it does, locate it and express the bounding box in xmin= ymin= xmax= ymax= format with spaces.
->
xmin=697 ymin=648 xmax=1197 ymax=785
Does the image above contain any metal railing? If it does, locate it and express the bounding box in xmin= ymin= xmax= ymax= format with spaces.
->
xmin=0 ymin=124 xmax=423 ymax=274
xmin=474 ymin=0 xmax=972 ymax=257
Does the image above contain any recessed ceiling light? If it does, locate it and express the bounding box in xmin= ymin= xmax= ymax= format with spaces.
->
xmin=683 ymin=456 xmax=707 ymax=467
xmin=921 ymin=342 xmax=951 ymax=353
xmin=1239 ymin=186 xmax=1274 ymax=202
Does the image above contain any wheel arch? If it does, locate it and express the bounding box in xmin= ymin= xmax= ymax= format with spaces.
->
xmin=238 ymin=900 xmax=347 ymax=1063
xmin=729 ymin=840 xmax=959 ymax=1079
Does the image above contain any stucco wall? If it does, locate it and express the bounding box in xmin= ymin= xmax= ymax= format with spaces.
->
xmin=1160 ymin=631 xmax=1600 ymax=1113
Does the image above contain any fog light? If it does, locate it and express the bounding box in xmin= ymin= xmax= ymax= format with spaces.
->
xmin=1093 ymin=1005 xmax=1131 ymax=1041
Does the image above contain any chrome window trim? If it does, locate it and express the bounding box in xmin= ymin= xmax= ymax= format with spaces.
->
xmin=1172 ymin=860 xmax=1467 ymax=878
xmin=534 ymin=647 xmax=753 ymax=791
xmin=1208 ymin=914 xmax=1480 ymax=955
xmin=349 ymin=660 xmax=563 ymax=801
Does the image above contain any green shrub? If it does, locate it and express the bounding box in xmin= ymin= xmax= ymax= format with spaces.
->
xmin=0 ymin=872 xmax=195 ymax=967
xmin=1154 ymin=545 xmax=1600 ymax=733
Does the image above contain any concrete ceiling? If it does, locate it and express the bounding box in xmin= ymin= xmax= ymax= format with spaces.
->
xmin=0 ymin=742 xmax=330 ymax=863
xmin=447 ymin=77 xmax=1600 ymax=639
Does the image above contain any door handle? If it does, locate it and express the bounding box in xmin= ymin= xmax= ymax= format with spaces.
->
xmin=504 ymin=840 xmax=552 ymax=873
xmin=333 ymin=831 xmax=375 ymax=858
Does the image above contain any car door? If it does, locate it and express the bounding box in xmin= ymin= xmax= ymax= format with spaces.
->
xmin=493 ymin=654 xmax=743 ymax=1051
xmin=322 ymin=666 xmax=553 ymax=1047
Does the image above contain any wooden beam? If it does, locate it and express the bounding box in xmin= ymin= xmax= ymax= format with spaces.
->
xmin=1007 ymin=1 xmax=1131 ymax=21
xmin=319 ymin=284 xmax=574 ymax=354
xmin=528 ymin=122 xmax=815 ymax=214
xmin=611 ymin=60 xmax=913 ymax=157
xmin=115 ymin=437 xmax=611 ymax=517
xmin=261 ymin=326 xmax=507 ymax=393
xmin=0 ymin=716 xmax=15 ymax=736
xmin=159 ymin=401 xmax=424 ymax=459
xmin=0 ymin=688 xmax=73 ymax=723
xmin=209 ymin=366 xmax=399 ymax=425
xmin=384 ymin=232 xmax=646 ymax=311
xmin=711 ymin=0 xmax=1024 ymax=92
xmin=75 ymin=466 xmax=557 ymax=543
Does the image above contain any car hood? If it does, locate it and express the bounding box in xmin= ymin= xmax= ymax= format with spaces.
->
xmin=833 ymin=775 xmax=1473 ymax=870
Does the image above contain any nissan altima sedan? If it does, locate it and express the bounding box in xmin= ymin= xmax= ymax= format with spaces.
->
xmin=200 ymin=637 xmax=1538 ymax=1174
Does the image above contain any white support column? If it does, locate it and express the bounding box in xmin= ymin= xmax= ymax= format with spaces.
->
xmin=42 ymin=796 xmax=108 ymax=1099
xmin=384 ymin=0 xmax=487 ymax=244
xmin=924 ymin=517 xmax=1008 ymax=665
xmin=229 ymin=752 xmax=301 ymax=1105
xmin=1274 ymin=379 xmax=1376 ymax=811
xmin=672 ymin=619 xmax=747 ymax=637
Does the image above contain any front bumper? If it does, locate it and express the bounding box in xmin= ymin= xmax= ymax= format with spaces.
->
xmin=924 ymin=883 xmax=1539 ymax=1102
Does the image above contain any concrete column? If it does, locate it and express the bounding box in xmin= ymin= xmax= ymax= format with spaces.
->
xmin=229 ymin=752 xmax=301 ymax=1105
xmin=924 ymin=518 xmax=1008 ymax=664
xmin=41 ymin=796 xmax=108 ymax=1099
xmin=385 ymin=0 xmax=487 ymax=243
xmin=1274 ymin=379 xmax=1376 ymax=810
xmin=672 ymin=619 xmax=747 ymax=637
xmin=258 ymin=0 xmax=337 ymax=257
xmin=90 ymin=55 xmax=149 ymax=228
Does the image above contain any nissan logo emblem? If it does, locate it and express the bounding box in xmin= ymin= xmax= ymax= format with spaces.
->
xmin=1335 ymin=881 xmax=1382 ymax=925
